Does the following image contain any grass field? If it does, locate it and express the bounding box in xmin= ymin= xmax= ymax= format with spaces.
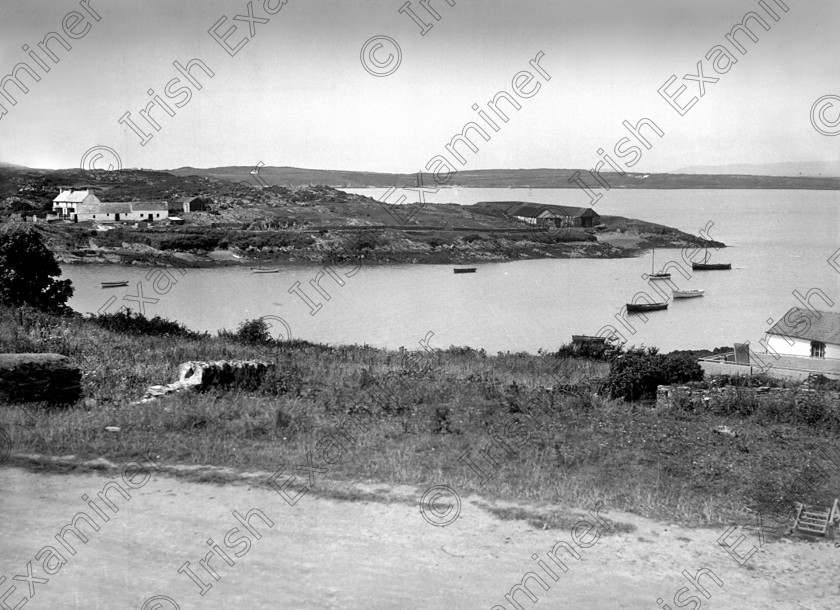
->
xmin=1 ymin=305 xmax=839 ymax=530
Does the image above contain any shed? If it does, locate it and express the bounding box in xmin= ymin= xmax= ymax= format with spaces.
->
xmin=176 ymin=196 xmax=211 ymax=213
xmin=479 ymin=201 xmax=601 ymax=228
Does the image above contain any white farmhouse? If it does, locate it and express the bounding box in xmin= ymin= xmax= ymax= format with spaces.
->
xmin=765 ymin=308 xmax=840 ymax=361
xmin=52 ymin=188 xmax=101 ymax=219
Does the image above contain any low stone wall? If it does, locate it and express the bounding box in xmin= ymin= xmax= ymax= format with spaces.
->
xmin=0 ymin=353 xmax=82 ymax=404
xmin=139 ymin=360 xmax=273 ymax=403
xmin=656 ymin=384 xmax=840 ymax=410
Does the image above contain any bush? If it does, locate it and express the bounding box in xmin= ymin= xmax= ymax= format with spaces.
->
xmin=152 ymin=234 xmax=220 ymax=251
xmin=555 ymin=338 xmax=621 ymax=361
xmin=222 ymin=317 xmax=272 ymax=345
xmin=230 ymin=232 xmax=313 ymax=250
xmin=607 ymin=347 xmax=703 ymax=402
xmin=0 ymin=225 xmax=73 ymax=313
xmin=90 ymin=310 xmax=201 ymax=338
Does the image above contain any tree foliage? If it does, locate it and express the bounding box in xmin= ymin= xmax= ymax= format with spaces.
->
xmin=0 ymin=225 xmax=73 ymax=312
xmin=607 ymin=346 xmax=704 ymax=402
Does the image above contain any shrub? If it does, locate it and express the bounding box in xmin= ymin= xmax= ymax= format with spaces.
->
xmin=152 ymin=234 xmax=219 ymax=251
xmin=91 ymin=310 xmax=200 ymax=338
xmin=0 ymin=225 xmax=73 ymax=313
xmin=554 ymin=338 xmax=621 ymax=361
xmin=220 ymin=317 xmax=272 ymax=345
xmin=607 ymin=347 xmax=703 ymax=402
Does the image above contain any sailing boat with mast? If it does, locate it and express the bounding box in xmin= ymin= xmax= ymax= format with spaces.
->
xmin=649 ymin=248 xmax=670 ymax=279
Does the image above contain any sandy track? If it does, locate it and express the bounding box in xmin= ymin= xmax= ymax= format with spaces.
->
xmin=1 ymin=465 xmax=838 ymax=609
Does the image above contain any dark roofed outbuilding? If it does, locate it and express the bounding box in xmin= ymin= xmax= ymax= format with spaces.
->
xmin=478 ymin=201 xmax=601 ymax=228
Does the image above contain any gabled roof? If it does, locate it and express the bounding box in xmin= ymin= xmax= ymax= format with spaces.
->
xmin=480 ymin=201 xmax=599 ymax=219
xmin=766 ymin=308 xmax=840 ymax=345
xmin=509 ymin=203 xmax=556 ymax=218
xmin=128 ymin=202 xmax=168 ymax=211
xmin=557 ymin=205 xmax=599 ymax=218
xmin=95 ymin=203 xmax=132 ymax=214
xmin=76 ymin=201 xmax=169 ymax=213
xmin=53 ymin=189 xmax=96 ymax=203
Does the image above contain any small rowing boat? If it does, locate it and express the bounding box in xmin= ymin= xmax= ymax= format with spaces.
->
xmin=692 ymin=249 xmax=730 ymax=270
xmin=692 ymin=262 xmax=731 ymax=270
xmin=626 ymin=302 xmax=668 ymax=313
xmin=453 ymin=268 xmax=477 ymax=274
xmin=251 ymin=267 xmax=280 ymax=274
xmin=101 ymin=281 xmax=128 ymax=288
xmin=673 ymin=289 xmax=705 ymax=299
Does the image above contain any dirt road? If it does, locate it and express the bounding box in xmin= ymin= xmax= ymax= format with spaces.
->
xmin=1 ymin=464 xmax=838 ymax=609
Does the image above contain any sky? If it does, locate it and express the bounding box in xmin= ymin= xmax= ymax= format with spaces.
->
xmin=0 ymin=0 xmax=838 ymax=173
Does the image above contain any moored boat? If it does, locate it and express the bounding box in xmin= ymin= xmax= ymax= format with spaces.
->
xmin=101 ymin=281 xmax=128 ymax=288
xmin=572 ymin=335 xmax=606 ymax=343
xmin=626 ymin=302 xmax=668 ymax=313
xmin=251 ymin=267 xmax=280 ymax=274
xmin=673 ymin=289 xmax=705 ymax=298
xmin=692 ymin=262 xmax=731 ymax=270
xmin=453 ymin=268 xmax=477 ymax=274
xmin=692 ymin=249 xmax=730 ymax=270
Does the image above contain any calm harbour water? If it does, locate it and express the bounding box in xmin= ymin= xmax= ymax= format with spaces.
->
xmin=61 ymin=189 xmax=839 ymax=354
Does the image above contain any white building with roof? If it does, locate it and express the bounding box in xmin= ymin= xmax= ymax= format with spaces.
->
xmin=765 ymin=308 xmax=840 ymax=361
xmin=52 ymin=188 xmax=101 ymax=219
xmin=74 ymin=201 xmax=169 ymax=223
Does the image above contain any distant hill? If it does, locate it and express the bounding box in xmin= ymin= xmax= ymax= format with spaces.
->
xmin=673 ymin=161 xmax=840 ymax=178
xmin=169 ymin=165 xmax=840 ymax=190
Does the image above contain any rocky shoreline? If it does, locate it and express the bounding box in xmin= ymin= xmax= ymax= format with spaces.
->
xmin=50 ymin=223 xmax=725 ymax=269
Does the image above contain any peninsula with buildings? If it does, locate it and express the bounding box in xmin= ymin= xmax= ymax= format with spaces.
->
xmin=1 ymin=166 xmax=724 ymax=267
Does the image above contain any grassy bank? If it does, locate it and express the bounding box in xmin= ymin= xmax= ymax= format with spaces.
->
xmin=1 ymin=306 xmax=838 ymax=529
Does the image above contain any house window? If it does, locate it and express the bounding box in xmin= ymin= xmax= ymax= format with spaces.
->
xmin=93 ymin=215 xmax=96 ymax=218
xmin=811 ymin=341 xmax=826 ymax=358
xmin=156 ymin=214 xmax=160 ymax=217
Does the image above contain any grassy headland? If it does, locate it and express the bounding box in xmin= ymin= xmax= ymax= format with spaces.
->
xmin=1 ymin=305 xmax=838 ymax=530
xmin=2 ymin=167 xmax=724 ymax=267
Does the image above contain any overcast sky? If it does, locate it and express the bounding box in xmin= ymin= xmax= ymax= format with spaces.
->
xmin=0 ymin=0 xmax=837 ymax=172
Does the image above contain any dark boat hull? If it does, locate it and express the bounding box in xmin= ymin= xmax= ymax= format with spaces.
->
xmin=453 ymin=268 xmax=477 ymax=274
xmin=572 ymin=335 xmax=606 ymax=343
xmin=626 ymin=302 xmax=668 ymax=313
xmin=692 ymin=263 xmax=731 ymax=270
xmin=101 ymin=282 xmax=128 ymax=288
